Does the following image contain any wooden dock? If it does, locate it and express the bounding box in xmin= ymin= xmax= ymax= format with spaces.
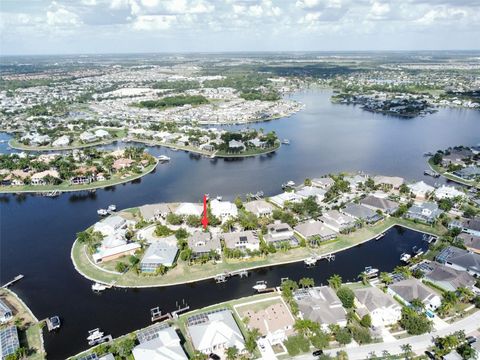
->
xmin=304 ymin=253 xmax=335 ymax=266
xmin=1 ymin=275 xmax=24 ymax=288
xmin=214 ymin=269 xmax=250 ymax=283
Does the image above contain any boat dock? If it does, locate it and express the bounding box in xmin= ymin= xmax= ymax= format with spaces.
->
xmin=1 ymin=275 xmax=24 ymax=288
xmin=303 ymin=253 xmax=336 ymax=266
xmin=214 ymin=269 xmax=249 ymax=283
xmin=150 ymin=307 xmax=172 ymax=323
xmin=424 ymin=170 xmax=440 ymax=178
xmin=88 ymin=335 xmax=112 ymax=346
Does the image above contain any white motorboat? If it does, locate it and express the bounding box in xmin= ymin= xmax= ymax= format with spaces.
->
xmin=158 ymin=155 xmax=171 ymax=161
xmin=253 ymin=280 xmax=267 ymax=291
xmin=304 ymin=257 xmax=317 ymax=266
xmin=87 ymin=328 xmax=104 ymax=342
xmin=108 ymin=204 xmax=116 ymax=212
xmin=97 ymin=209 xmax=108 ymax=216
xmin=92 ymin=283 xmax=107 ymax=292
xmin=363 ymin=266 xmax=379 ymax=277
xmin=286 ymin=180 xmax=295 ymax=187
xmin=400 ymin=253 xmax=411 ymax=263
xmin=216 ymin=196 xmax=223 ymax=201
xmin=282 ymin=139 xmax=290 ymax=145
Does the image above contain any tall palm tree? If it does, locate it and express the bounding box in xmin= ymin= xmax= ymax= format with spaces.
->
xmin=299 ymin=277 xmax=315 ymax=288
xmin=401 ymin=343 xmax=413 ymax=359
xmin=328 ymin=274 xmax=342 ymax=290
xmin=226 ymin=346 xmax=238 ymax=360
xmin=379 ymin=272 xmax=393 ymax=285
xmin=358 ymin=272 xmax=369 ymax=285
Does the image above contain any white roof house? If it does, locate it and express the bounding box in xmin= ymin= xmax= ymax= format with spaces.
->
xmin=269 ymin=192 xmax=302 ymax=208
xmin=244 ymin=200 xmax=274 ymax=217
xmin=408 ymin=181 xmax=435 ymax=199
xmin=52 ymin=135 xmax=70 ymax=147
xmin=295 ymin=186 xmax=326 ymax=203
xmin=187 ymin=309 xmax=245 ymax=354
xmin=94 ymin=129 xmax=110 ymax=138
xmin=175 ymin=203 xmax=204 ymax=217
xmin=373 ymin=176 xmax=404 ymax=189
xmin=320 ymin=210 xmax=356 ymax=233
xmin=434 ymin=185 xmax=465 ymax=200
xmin=79 ymin=131 xmax=97 ymax=142
xmin=133 ymin=326 xmax=188 ymax=360
xmin=210 ymin=199 xmax=238 ymax=220
xmin=93 ymin=215 xmax=129 ymax=236
xmin=353 ymin=286 xmax=402 ymax=327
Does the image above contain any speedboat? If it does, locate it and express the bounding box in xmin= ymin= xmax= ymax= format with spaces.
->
xmin=282 ymin=139 xmax=290 ymax=145
xmin=92 ymin=283 xmax=107 ymax=292
xmin=158 ymin=155 xmax=171 ymax=161
xmin=400 ymin=253 xmax=411 ymax=263
xmin=97 ymin=209 xmax=108 ymax=216
xmin=304 ymin=257 xmax=317 ymax=266
xmin=253 ymin=280 xmax=267 ymax=291
xmin=363 ymin=266 xmax=379 ymax=277
xmin=87 ymin=328 xmax=104 ymax=342
xmin=107 ymin=204 xmax=116 ymax=212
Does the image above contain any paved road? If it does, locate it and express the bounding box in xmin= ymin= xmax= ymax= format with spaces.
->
xmin=294 ymin=311 xmax=480 ymax=360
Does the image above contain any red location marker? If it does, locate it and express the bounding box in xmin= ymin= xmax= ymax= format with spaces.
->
xmin=201 ymin=194 xmax=209 ymax=229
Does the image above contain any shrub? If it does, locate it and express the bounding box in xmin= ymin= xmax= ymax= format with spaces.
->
xmin=337 ymin=286 xmax=355 ymax=308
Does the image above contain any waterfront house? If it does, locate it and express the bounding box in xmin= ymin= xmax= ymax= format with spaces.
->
xmin=408 ymin=181 xmax=435 ymax=200
xmin=79 ymin=131 xmax=98 ymax=143
xmin=434 ymin=185 xmax=465 ymax=200
xmin=30 ymin=169 xmax=60 ymax=185
xmin=406 ymin=202 xmax=443 ymax=224
xmin=140 ymin=237 xmax=179 ymax=272
xmin=295 ymin=185 xmax=326 ymax=203
xmin=436 ymin=246 xmax=480 ymax=276
xmin=450 ymin=218 xmax=480 ymax=237
xmin=294 ymin=220 xmax=337 ymax=243
xmin=186 ymin=309 xmax=245 ymax=354
xmin=0 ymin=326 xmax=19 ymax=359
xmin=175 ymin=203 xmax=204 ymax=217
xmin=353 ymin=286 xmax=402 ymax=327
xmin=52 ymin=135 xmax=70 ymax=147
xmin=133 ymin=325 xmax=188 ymax=360
xmin=341 ymin=203 xmax=383 ymax=224
xmin=311 ymin=177 xmax=335 ymax=189
xmin=221 ymin=230 xmax=260 ymax=252
xmin=360 ymin=195 xmax=399 ymax=214
xmin=453 ymin=166 xmax=480 ymax=180
xmin=94 ymin=129 xmax=110 ymax=138
xmin=387 ymin=278 xmax=441 ymax=311
xmin=269 ymin=192 xmax=302 ymax=208
xmin=441 ymin=149 xmax=473 ymax=167
xmin=421 ymin=262 xmax=477 ymax=293
xmin=294 ymin=286 xmax=347 ymax=330
xmin=0 ymin=299 xmax=13 ymax=323
xmin=263 ymin=223 xmax=298 ymax=247
xmin=228 ymin=140 xmax=245 ymax=151
xmin=457 ymin=233 xmax=480 ymax=254
xmin=7 ymin=170 xmax=30 ymax=186
xmin=244 ymin=200 xmax=274 ymax=217
xmin=373 ymin=175 xmax=404 ymax=189
xmin=344 ymin=174 xmax=367 ymax=190
xmin=188 ymin=231 xmax=221 ymax=258
xmin=93 ymin=215 xmax=131 ymax=236
xmin=320 ymin=210 xmax=356 ymax=233
xmin=241 ymin=300 xmax=295 ymax=345
xmin=112 ymin=158 xmax=134 ymax=171
xmin=139 ymin=203 xmax=172 ymax=221
xmin=210 ymin=199 xmax=238 ymax=220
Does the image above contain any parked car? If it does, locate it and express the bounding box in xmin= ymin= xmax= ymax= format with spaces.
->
xmin=466 ymin=336 xmax=477 ymax=344
xmin=424 ymin=351 xmax=436 ymax=359
xmin=312 ymin=349 xmax=324 ymax=357
xmin=209 ymin=353 xmax=220 ymax=360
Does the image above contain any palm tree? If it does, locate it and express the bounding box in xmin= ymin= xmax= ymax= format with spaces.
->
xmin=358 ymin=272 xmax=369 ymax=285
xmin=457 ymin=287 xmax=474 ymax=303
xmin=328 ymin=274 xmax=342 ymax=290
xmin=400 ymin=343 xmax=413 ymax=359
xmin=410 ymin=298 xmax=425 ymax=312
xmin=299 ymin=277 xmax=315 ymax=288
xmin=226 ymin=346 xmax=238 ymax=360
xmin=379 ymin=272 xmax=393 ymax=285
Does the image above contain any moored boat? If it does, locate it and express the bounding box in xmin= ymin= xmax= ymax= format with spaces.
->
xmin=363 ymin=266 xmax=379 ymax=277
xmin=253 ymin=280 xmax=267 ymax=291
xmin=97 ymin=209 xmax=108 ymax=216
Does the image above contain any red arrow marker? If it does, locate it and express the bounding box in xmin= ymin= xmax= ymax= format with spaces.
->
xmin=201 ymin=194 xmax=209 ymax=229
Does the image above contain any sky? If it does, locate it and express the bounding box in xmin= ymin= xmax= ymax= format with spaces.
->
xmin=1 ymin=0 xmax=479 ymax=55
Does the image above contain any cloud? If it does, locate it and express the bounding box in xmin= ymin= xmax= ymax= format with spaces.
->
xmin=46 ymin=4 xmax=82 ymax=27
xmin=132 ymin=14 xmax=176 ymax=30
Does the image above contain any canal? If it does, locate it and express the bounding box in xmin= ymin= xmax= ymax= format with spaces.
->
xmin=1 ymin=89 xmax=479 ymax=359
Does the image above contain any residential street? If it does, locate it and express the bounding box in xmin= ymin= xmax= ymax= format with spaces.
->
xmin=292 ymin=311 xmax=480 ymax=360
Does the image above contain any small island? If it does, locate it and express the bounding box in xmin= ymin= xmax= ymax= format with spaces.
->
xmin=0 ymin=147 xmax=159 ymax=194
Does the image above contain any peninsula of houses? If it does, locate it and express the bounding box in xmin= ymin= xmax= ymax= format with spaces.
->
xmin=72 ymin=170 xmax=480 ymax=289
xmin=0 ymin=147 xmax=159 ymax=193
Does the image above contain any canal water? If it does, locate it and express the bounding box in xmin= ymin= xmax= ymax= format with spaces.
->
xmin=1 ymin=89 xmax=479 ymax=359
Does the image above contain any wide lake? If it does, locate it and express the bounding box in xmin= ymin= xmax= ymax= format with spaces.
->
xmin=1 ymin=89 xmax=479 ymax=359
